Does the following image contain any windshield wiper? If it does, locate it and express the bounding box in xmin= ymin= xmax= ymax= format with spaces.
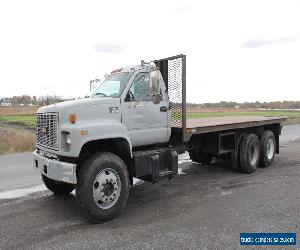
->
xmin=94 ymin=92 xmax=108 ymax=97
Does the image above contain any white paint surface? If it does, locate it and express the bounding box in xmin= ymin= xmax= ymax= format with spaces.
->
xmin=0 ymin=185 xmax=47 ymax=200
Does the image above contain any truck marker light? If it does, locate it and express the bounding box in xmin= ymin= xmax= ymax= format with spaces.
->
xmin=80 ymin=130 xmax=88 ymax=136
xmin=111 ymin=68 xmax=123 ymax=74
xmin=69 ymin=114 xmax=77 ymax=124
xmin=187 ymin=128 xmax=193 ymax=134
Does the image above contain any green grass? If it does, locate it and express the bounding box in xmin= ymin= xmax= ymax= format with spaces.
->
xmin=0 ymin=115 xmax=36 ymax=129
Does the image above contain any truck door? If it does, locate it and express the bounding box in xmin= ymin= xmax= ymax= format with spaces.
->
xmin=121 ymin=72 xmax=170 ymax=147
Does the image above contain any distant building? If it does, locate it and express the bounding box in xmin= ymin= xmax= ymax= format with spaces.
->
xmin=1 ymin=102 xmax=12 ymax=107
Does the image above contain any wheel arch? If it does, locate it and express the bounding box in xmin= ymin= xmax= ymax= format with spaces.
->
xmin=78 ymin=137 xmax=133 ymax=184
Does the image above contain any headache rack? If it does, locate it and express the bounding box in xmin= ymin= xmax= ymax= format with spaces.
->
xmin=154 ymin=54 xmax=188 ymax=142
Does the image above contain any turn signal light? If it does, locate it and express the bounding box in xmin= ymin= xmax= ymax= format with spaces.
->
xmin=186 ymin=128 xmax=193 ymax=134
xmin=69 ymin=114 xmax=77 ymax=124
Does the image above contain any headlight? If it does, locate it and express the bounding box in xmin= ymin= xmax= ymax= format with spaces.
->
xmin=66 ymin=132 xmax=71 ymax=144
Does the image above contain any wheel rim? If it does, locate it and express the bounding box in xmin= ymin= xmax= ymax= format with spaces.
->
xmin=249 ymin=143 xmax=259 ymax=166
xmin=93 ymin=168 xmax=121 ymax=209
xmin=266 ymin=138 xmax=275 ymax=160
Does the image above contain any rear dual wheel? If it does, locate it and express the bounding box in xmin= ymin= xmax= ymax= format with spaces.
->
xmin=239 ymin=134 xmax=260 ymax=173
xmin=259 ymin=131 xmax=276 ymax=167
xmin=231 ymin=130 xmax=276 ymax=173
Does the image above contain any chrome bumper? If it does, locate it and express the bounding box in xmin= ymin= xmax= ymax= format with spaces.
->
xmin=33 ymin=150 xmax=77 ymax=184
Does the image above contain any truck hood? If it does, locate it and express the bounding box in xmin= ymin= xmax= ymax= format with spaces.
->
xmin=38 ymin=97 xmax=119 ymax=113
xmin=37 ymin=97 xmax=121 ymax=124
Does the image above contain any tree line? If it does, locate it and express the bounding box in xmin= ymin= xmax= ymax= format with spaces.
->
xmin=0 ymin=95 xmax=66 ymax=106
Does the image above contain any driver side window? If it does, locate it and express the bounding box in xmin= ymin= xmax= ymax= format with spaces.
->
xmin=128 ymin=72 xmax=151 ymax=102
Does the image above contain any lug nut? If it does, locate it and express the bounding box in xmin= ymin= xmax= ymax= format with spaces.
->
xmin=113 ymin=181 xmax=116 ymax=185
xmin=113 ymin=193 xmax=116 ymax=196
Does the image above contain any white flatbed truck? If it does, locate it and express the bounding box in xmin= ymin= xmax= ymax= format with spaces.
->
xmin=33 ymin=54 xmax=286 ymax=222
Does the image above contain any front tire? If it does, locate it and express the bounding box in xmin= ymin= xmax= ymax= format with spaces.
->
xmin=42 ymin=175 xmax=74 ymax=195
xmin=76 ymin=152 xmax=129 ymax=223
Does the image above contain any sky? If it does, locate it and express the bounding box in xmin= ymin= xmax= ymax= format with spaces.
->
xmin=0 ymin=0 xmax=300 ymax=103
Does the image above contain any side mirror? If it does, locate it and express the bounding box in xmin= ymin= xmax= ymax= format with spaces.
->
xmin=150 ymin=70 xmax=160 ymax=95
xmin=150 ymin=70 xmax=161 ymax=104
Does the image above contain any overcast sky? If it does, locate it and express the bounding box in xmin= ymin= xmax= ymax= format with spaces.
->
xmin=0 ymin=0 xmax=299 ymax=103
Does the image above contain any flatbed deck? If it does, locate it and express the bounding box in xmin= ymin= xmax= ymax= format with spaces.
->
xmin=186 ymin=116 xmax=287 ymax=134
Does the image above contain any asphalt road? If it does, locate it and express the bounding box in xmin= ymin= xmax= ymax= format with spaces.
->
xmin=0 ymin=125 xmax=299 ymax=249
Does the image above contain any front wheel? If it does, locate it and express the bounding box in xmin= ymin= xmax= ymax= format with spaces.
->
xmin=76 ymin=152 xmax=129 ymax=223
xmin=42 ymin=175 xmax=74 ymax=195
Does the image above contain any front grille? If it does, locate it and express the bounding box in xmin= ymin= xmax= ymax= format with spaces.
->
xmin=36 ymin=113 xmax=59 ymax=150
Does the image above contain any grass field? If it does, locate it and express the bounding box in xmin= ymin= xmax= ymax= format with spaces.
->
xmin=0 ymin=115 xmax=36 ymax=129
xmin=0 ymin=127 xmax=35 ymax=155
xmin=0 ymin=107 xmax=37 ymax=116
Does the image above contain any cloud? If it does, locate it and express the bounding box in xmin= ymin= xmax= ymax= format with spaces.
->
xmin=92 ymin=43 xmax=126 ymax=54
xmin=242 ymin=35 xmax=298 ymax=48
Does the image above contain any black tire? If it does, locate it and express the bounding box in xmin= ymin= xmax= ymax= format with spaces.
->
xmin=76 ymin=152 xmax=129 ymax=223
xmin=230 ymin=134 xmax=245 ymax=172
xmin=189 ymin=149 xmax=213 ymax=164
xmin=239 ymin=134 xmax=260 ymax=174
xmin=42 ymin=175 xmax=74 ymax=195
xmin=259 ymin=130 xmax=276 ymax=168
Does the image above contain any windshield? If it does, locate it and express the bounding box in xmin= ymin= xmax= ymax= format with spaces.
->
xmin=90 ymin=72 xmax=132 ymax=98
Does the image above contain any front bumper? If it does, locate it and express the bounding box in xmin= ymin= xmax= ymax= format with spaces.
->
xmin=33 ymin=150 xmax=77 ymax=184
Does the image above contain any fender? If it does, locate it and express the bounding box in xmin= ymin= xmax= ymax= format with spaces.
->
xmin=60 ymin=119 xmax=132 ymax=157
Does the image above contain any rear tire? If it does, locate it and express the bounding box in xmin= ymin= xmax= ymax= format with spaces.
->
xmin=189 ymin=149 xmax=213 ymax=164
xmin=76 ymin=152 xmax=129 ymax=223
xmin=259 ymin=130 xmax=276 ymax=168
xmin=42 ymin=175 xmax=74 ymax=195
xmin=239 ymin=134 xmax=260 ymax=174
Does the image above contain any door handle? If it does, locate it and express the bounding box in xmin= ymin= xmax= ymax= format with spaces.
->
xmin=160 ymin=106 xmax=168 ymax=112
